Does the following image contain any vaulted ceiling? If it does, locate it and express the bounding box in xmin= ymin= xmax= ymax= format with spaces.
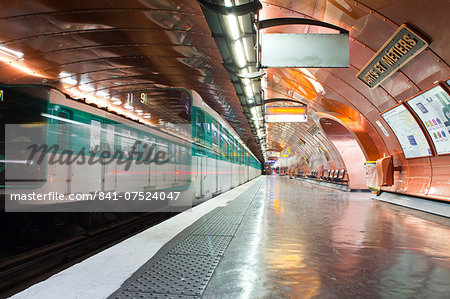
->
xmin=0 ymin=0 xmax=263 ymax=160
xmin=1 ymin=0 xmax=449 ymax=170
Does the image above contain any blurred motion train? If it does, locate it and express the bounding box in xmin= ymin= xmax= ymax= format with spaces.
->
xmin=0 ymin=85 xmax=261 ymax=210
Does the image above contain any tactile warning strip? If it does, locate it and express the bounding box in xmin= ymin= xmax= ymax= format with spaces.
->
xmin=168 ymin=235 xmax=232 ymax=256
xmin=109 ymin=179 xmax=264 ymax=299
xmin=192 ymin=221 xmax=240 ymax=236
xmin=114 ymin=291 xmax=199 ymax=299
xmin=121 ymin=254 xmax=221 ymax=296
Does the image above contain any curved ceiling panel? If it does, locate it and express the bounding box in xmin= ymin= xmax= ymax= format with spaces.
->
xmin=0 ymin=0 xmax=263 ymax=160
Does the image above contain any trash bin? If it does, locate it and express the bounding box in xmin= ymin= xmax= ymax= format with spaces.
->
xmin=364 ymin=161 xmax=379 ymax=192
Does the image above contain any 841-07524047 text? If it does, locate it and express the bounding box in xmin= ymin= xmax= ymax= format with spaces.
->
xmin=9 ymin=191 xmax=181 ymax=201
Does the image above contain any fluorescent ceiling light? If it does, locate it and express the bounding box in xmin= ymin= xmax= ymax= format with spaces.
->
xmin=111 ymin=97 xmax=122 ymax=105
xmin=124 ymin=103 xmax=134 ymax=110
xmin=225 ymin=15 xmax=240 ymax=40
xmin=251 ymin=106 xmax=261 ymax=119
xmin=58 ymin=72 xmax=78 ymax=85
xmin=233 ymin=40 xmax=246 ymax=68
xmin=245 ymin=84 xmax=253 ymax=98
xmin=0 ymin=46 xmax=23 ymax=59
xmin=79 ymin=84 xmax=95 ymax=93
xmin=61 ymin=77 xmax=77 ymax=85
xmin=298 ymin=68 xmax=325 ymax=95
xmin=96 ymin=90 xmax=109 ymax=98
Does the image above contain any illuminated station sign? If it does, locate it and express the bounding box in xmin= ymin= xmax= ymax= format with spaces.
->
xmin=265 ymin=106 xmax=307 ymax=123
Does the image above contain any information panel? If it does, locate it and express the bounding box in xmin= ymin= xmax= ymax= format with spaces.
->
xmin=265 ymin=106 xmax=308 ymax=123
xmin=381 ymin=105 xmax=432 ymax=158
xmin=405 ymin=85 xmax=450 ymax=155
xmin=260 ymin=33 xmax=349 ymax=68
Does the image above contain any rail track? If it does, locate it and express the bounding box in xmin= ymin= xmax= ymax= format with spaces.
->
xmin=0 ymin=212 xmax=175 ymax=298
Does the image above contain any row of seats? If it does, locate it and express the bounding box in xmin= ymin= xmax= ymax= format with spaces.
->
xmin=303 ymin=169 xmax=347 ymax=183
xmin=321 ymin=169 xmax=347 ymax=182
xmin=306 ymin=170 xmax=319 ymax=178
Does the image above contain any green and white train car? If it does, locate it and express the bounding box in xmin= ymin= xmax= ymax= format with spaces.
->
xmin=1 ymin=85 xmax=261 ymax=210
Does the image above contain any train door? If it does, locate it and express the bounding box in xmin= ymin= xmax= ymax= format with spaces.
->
xmin=211 ymin=121 xmax=220 ymax=194
xmin=220 ymin=134 xmax=230 ymax=191
xmin=246 ymin=153 xmax=249 ymax=181
xmin=142 ymin=135 xmax=152 ymax=188
xmin=71 ymin=117 xmax=102 ymax=193
xmin=230 ymin=138 xmax=236 ymax=188
xmin=194 ymin=111 xmax=206 ymax=199
xmin=54 ymin=108 xmax=72 ymax=195
xmin=103 ymin=122 xmax=116 ymax=191
xmin=149 ymin=136 xmax=157 ymax=188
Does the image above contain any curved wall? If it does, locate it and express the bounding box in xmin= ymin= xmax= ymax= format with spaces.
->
xmin=262 ymin=0 xmax=450 ymax=202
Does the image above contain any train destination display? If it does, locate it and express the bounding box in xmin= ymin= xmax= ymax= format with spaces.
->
xmin=406 ymin=85 xmax=450 ymax=155
xmin=381 ymin=105 xmax=432 ymax=158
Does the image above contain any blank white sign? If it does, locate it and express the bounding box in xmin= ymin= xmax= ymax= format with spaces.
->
xmin=260 ymin=33 xmax=349 ymax=68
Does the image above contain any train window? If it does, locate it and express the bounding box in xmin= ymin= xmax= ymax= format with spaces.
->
xmin=196 ymin=111 xmax=205 ymax=143
xmin=105 ymin=124 xmax=115 ymax=154
xmin=2 ymin=86 xmax=47 ymax=124
xmin=142 ymin=135 xmax=151 ymax=160
xmin=172 ymin=144 xmax=178 ymax=163
xmin=121 ymin=129 xmax=131 ymax=154
xmin=90 ymin=120 xmax=102 ymax=153
xmin=57 ymin=112 xmax=68 ymax=149
xmin=211 ymin=121 xmax=219 ymax=149
xmin=130 ymin=131 xmax=139 ymax=155
xmin=230 ymin=139 xmax=235 ymax=163
xmin=169 ymin=142 xmax=175 ymax=163
xmin=238 ymin=145 xmax=242 ymax=164
xmin=159 ymin=139 xmax=169 ymax=159
xmin=221 ymin=134 xmax=229 ymax=160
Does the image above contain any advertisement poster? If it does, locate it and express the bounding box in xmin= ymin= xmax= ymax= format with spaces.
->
xmin=381 ymin=105 xmax=432 ymax=158
xmin=406 ymin=85 xmax=450 ymax=155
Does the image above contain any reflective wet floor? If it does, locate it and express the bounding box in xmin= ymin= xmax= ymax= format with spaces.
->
xmin=203 ymin=176 xmax=450 ymax=299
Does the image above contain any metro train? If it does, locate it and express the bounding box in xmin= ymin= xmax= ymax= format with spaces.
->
xmin=1 ymin=85 xmax=261 ymax=211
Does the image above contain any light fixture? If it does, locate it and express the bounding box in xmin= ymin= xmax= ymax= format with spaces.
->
xmin=225 ymin=15 xmax=240 ymax=40
xmin=245 ymin=84 xmax=253 ymax=98
xmin=233 ymin=39 xmax=246 ymax=68
xmin=96 ymin=90 xmax=109 ymax=99
xmin=111 ymin=98 xmax=122 ymax=105
xmin=79 ymin=84 xmax=95 ymax=93
xmin=58 ymin=72 xmax=78 ymax=85
xmin=0 ymin=46 xmax=23 ymax=59
xmin=124 ymin=103 xmax=134 ymax=110
xmin=298 ymin=68 xmax=325 ymax=95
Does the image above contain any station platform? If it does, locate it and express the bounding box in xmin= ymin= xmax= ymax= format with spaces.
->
xmin=10 ymin=176 xmax=450 ymax=298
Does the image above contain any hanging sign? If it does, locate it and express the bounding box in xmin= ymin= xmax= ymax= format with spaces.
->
xmin=260 ymin=33 xmax=349 ymax=68
xmin=265 ymin=106 xmax=308 ymax=122
xmin=356 ymin=24 xmax=429 ymax=89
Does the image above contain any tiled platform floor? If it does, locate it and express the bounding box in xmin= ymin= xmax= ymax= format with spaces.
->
xmin=203 ymin=176 xmax=450 ymax=298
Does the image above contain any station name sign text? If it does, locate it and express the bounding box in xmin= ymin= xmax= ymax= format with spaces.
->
xmin=356 ymin=24 xmax=429 ymax=89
